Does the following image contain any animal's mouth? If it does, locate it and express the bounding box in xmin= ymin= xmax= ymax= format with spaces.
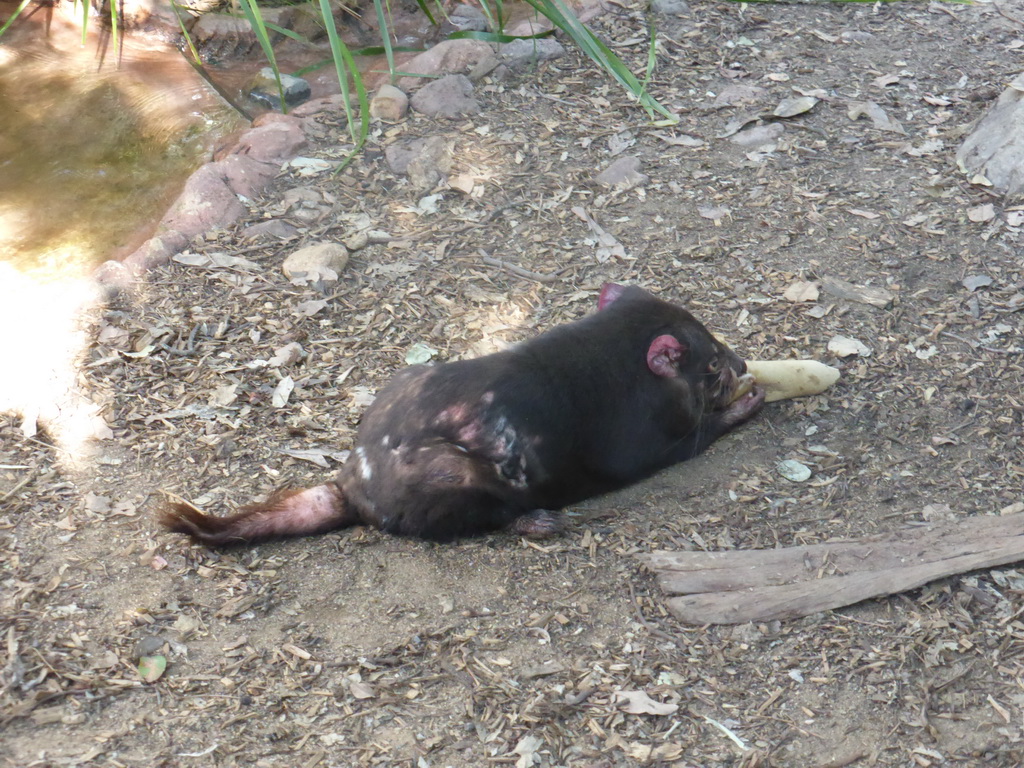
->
xmin=706 ymin=362 xmax=751 ymax=411
xmin=728 ymin=372 xmax=756 ymax=404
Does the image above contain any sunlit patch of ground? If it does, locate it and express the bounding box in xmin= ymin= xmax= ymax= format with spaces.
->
xmin=0 ymin=261 xmax=111 ymax=467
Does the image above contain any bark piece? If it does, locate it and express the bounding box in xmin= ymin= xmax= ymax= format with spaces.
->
xmin=819 ymin=275 xmax=894 ymax=309
xmin=640 ymin=513 xmax=1024 ymax=624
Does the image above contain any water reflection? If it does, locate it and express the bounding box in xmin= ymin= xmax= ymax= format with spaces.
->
xmin=0 ymin=2 xmax=243 ymax=272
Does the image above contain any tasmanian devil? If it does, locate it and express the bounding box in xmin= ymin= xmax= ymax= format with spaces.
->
xmin=160 ymin=283 xmax=765 ymax=544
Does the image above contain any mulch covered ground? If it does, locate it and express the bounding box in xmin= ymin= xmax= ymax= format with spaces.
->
xmin=3 ymin=1 xmax=1024 ymax=765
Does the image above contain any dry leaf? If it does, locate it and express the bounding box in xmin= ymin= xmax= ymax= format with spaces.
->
xmin=294 ymin=300 xmax=328 ymax=317
xmin=783 ymin=281 xmax=820 ymax=303
xmin=513 ymin=735 xmax=543 ymax=768
xmin=773 ymin=96 xmax=818 ymax=118
xmin=614 ymin=690 xmax=678 ymax=715
xmin=967 ymin=204 xmax=996 ymax=223
xmin=272 ymin=376 xmax=294 ymax=408
xmin=268 ymin=343 xmax=306 ymax=368
xmin=828 ymin=335 xmax=872 ymax=357
xmin=350 ymin=681 xmax=375 ymax=699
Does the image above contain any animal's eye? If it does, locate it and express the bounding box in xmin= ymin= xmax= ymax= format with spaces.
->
xmin=708 ymin=358 xmax=722 ymax=373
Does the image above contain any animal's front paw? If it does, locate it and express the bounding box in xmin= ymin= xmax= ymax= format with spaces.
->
xmin=509 ymin=510 xmax=563 ymax=538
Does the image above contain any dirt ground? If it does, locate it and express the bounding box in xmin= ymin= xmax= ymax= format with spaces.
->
xmin=4 ymin=1 xmax=1024 ymax=765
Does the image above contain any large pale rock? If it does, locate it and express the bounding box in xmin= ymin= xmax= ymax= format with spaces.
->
xmin=397 ymin=40 xmax=497 ymax=90
xmin=958 ymin=72 xmax=1024 ymax=198
xmin=410 ymin=75 xmax=479 ymax=118
xmin=282 ymin=242 xmax=349 ymax=280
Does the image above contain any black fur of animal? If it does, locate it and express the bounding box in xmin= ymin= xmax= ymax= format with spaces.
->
xmin=160 ymin=284 xmax=765 ymax=543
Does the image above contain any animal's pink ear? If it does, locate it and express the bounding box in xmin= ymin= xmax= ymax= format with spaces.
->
xmin=647 ymin=334 xmax=687 ymax=377
xmin=598 ymin=282 xmax=627 ymax=310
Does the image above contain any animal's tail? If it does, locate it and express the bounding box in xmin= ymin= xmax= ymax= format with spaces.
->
xmin=158 ymin=483 xmax=357 ymax=546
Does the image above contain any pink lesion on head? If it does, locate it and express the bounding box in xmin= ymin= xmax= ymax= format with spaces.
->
xmin=598 ymin=282 xmax=627 ymax=310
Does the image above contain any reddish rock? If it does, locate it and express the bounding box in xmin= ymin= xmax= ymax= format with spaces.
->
xmin=291 ymin=94 xmax=349 ymax=118
xmin=397 ymin=40 xmax=497 ymax=91
xmin=159 ymin=163 xmax=246 ymax=237
xmin=229 ymin=119 xmax=308 ymax=165
xmin=217 ymin=154 xmax=281 ymax=198
xmin=100 ymin=231 xmax=190 ymax=290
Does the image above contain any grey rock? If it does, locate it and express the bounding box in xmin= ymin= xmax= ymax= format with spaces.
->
xmin=250 ymin=67 xmax=312 ymax=109
xmin=385 ymin=136 xmax=452 ymax=190
xmin=957 ymin=71 xmax=1024 ymax=198
xmin=497 ymin=38 xmax=566 ymax=71
xmin=595 ymin=155 xmax=648 ymax=189
xmin=650 ymin=0 xmax=690 ymax=13
xmin=450 ymin=3 xmax=489 ymax=31
xmin=731 ymin=122 xmax=784 ymax=147
xmin=410 ymin=75 xmax=479 ymax=118
xmin=242 ymin=219 xmax=300 ymax=241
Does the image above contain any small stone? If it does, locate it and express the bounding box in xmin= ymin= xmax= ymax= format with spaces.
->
xmin=650 ymin=0 xmax=690 ymax=13
xmin=249 ymin=68 xmax=312 ymax=109
xmin=595 ymin=155 xmax=648 ymax=189
xmin=497 ymin=38 xmax=566 ymax=71
xmin=282 ymin=242 xmax=349 ymax=280
xmin=450 ymin=3 xmax=488 ymax=31
xmin=731 ymin=122 xmax=784 ymax=147
xmin=241 ymin=219 xmax=299 ymax=241
xmin=370 ymin=84 xmax=409 ymax=122
xmin=410 ymin=75 xmax=479 ymax=118
xmin=828 ymin=335 xmax=872 ymax=358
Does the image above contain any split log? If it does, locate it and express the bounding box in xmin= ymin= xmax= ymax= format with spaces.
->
xmin=639 ymin=513 xmax=1024 ymax=624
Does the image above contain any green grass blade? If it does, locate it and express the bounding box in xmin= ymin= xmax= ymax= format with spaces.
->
xmin=317 ymin=0 xmax=370 ymax=164
xmin=80 ymin=0 xmax=88 ymax=45
xmin=521 ymin=0 xmax=675 ymax=122
xmin=263 ymin=21 xmax=309 ymax=43
xmin=0 ymin=0 xmax=33 ymax=38
xmin=108 ymin=0 xmax=120 ymax=63
xmin=372 ymin=0 xmax=396 ymax=83
xmin=410 ymin=0 xmax=436 ymax=26
xmin=170 ymin=2 xmax=203 ymax=64
xmin=449 ymin=29 xmax=552 ymax=42
xmin=236 ymin=0 xmax=287 ymax=111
